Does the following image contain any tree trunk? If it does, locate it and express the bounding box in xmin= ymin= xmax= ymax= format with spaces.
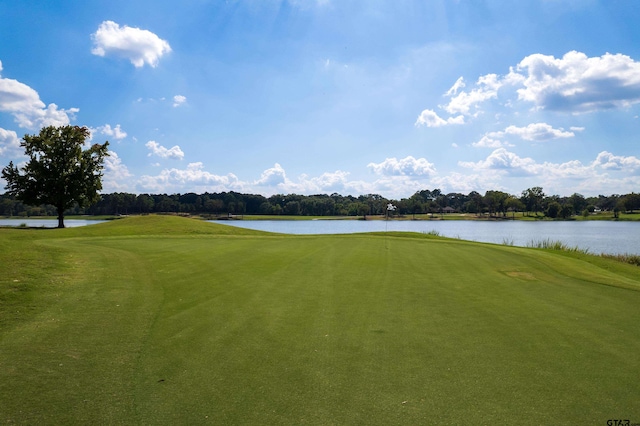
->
xmin=57 ymin=206 xmax=65 ymax=228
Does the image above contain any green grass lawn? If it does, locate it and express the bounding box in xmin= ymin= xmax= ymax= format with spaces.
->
xmin=1 ymin=215 xmax=639 ymax=424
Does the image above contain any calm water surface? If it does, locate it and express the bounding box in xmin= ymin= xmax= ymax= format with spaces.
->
xmin=1 ymin=218 xmax=636 ymax=255
xmin=215 ymin=219 xmax=639 ymax=255
xmin=0 ymin=219 xmax=106 ymax=228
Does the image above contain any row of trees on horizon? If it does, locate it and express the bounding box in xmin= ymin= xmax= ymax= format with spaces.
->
xmin=2 ymin=187 xmax=639 ymax=219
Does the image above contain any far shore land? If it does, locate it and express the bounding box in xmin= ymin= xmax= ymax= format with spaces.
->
xmin=2 ymin=211 xmax=639 ymax=222
xmin=224 ymin=211 xmax=640 ymax=221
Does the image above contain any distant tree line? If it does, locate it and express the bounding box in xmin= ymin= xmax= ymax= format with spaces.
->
xmin=2 ymin=187 xmax=639 ymax=219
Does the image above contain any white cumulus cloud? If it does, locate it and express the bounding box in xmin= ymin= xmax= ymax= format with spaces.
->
xmin=430 ymin=172 xmax=504 ymax=195
xmin=172 ymin=95 xmax=187 ymax=107
xmin=91 ymin=21 xmax=171 ymax=68
xmin=473 ymin=122 xmax=575 ymax=147
xmin=254 ymin=163 xmax=287 ymax=186
xmin=417 ymin=50 xmax=640 ymax=127
xmin=248 ymin=164 xmax=360 ymax=195
xmin=0 ymin=127 xmax=21 ymax=157
xmin=138 ymin=163 xmax=241 ymax=193
xmin=305 ymin=170 xmax=351 ymax=192
xmin=367 ymin=156 xmax=437 ymax=177
xmin=284 ymin=170 xmax=353 ymax=195
xmin=504 ymin=123 xmax=575 ymax=141
xmin=460 ymin=148 xmax=538 ymax=175
xmin=459 ymin=148 xmax=640 ymax=194
xmin=512 ymin=51 xmax=640 ymax=112
xmin=102 ymin=150 xmax=134 ymax=192
xmin=472 ymin=135 xmax=514 ymax=149
xmin=145 ymin=140 xmax=184 ymax=160
xmin=94 ymin=124 xmax=127 ymax=140
xmin=0 ymin=61 xmax=78 ymax=129
xmin=443 ymin=73 xmax=502 ymax=116
xmin=592 ymin=151 xmax=640 ymax=171
xmin=415 ymin=109 xmax=464 ymax=127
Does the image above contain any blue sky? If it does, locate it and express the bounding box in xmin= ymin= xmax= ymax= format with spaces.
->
xmin=1 ymin=0 xmax=639 ymax=197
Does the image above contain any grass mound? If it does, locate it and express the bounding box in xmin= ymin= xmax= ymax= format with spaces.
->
xmin=62 ymin=214 xmax=273 ymax=237
xmin=1 ymin=215 xmax=639 ymax=424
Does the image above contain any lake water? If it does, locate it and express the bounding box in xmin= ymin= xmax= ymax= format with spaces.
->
xmin=0 ymin=219 xmax=106 ymax=228
xmin=1 ymin=217 xmax=636 ymax=255
xmin=215 ymin=219 xmax=640 ymax=256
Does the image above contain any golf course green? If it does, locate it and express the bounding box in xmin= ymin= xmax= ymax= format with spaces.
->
xmin=1 ymin=215 xmax=639 ymax=424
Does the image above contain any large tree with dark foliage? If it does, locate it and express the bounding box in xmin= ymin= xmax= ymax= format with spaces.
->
xmin=1 ymin=125 xmax=109 ymax=228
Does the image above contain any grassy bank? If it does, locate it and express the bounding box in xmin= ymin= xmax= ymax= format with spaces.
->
xmin=1 ymin=215 xmax=639 ymax=424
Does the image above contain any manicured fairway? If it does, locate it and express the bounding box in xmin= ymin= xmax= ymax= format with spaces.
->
xmin=1 ymin=216 xmax=640 ymax=424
